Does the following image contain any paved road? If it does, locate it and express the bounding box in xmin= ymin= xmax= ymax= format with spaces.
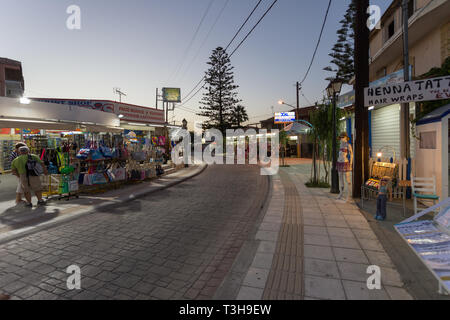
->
xmin=0 ymin=165 xmax=269 ymax=300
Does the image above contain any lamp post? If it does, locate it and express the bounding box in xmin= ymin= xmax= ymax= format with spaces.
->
xmin=327 ymin=79 xmax=343 ymax=194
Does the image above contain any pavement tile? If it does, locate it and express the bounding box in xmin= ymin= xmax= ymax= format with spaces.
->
xmin=333 ymin=247 xmax=370 ymax=264
xmin=304 ymin=245 xmax=334 ymax=261
xmin=352 ymin=228 xmax=378 ymax=240
xmin=304 ymin=234 xmax=331 ymax=247
xmin=304 ymin=276 xmax=346 ymax=300
xmin=303 ymin=226 xmax=328 ymax=236
xmin=243 ymin=267 xmax=270 ymax=289
xmin=358 ymin=238 xmax=385 ymax=252
xmin=151 ymin=287 xmax=175 ymax=300
xmin=365 ymin=250 xmax=395 ymax=268
xmin=255 ymin=231 xmax=279 ymax=242
xmin=303 ymin=218 xmax=326 ymax=227
xmin=337 ymin=262 xmax=370 ymax=282
xmin=329 ymin=236 xmax=361 ymax=249
xmin=304 ymin=258 xmax=340 ymax=279
xmin=259 ymin=222 xmax=282 ymax=232
xmin=384 ymin=286 xmax=414 ymax=300
xmin=325 ymin=219 xmax=348 ymax=228
xmin=237 ymin=286 xmax=263 ymax=300
xmin=251 ymin=253 xmax=274 ymax=270
xmin=380 ymin=267 xmax=404 ymax=287
xmin=342 ymin=280 xmax=389 ymax=300
xmin=326 ymin=227 xmax=355 ymax=238
xmin=257 ymin=241 xmax=277 ymax=254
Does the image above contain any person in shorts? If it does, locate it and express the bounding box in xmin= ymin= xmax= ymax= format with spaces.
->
xmin=11 ymin=146 xmax=47 ymax=208
xmin=10 ymin=142 xmax=27 ymax=205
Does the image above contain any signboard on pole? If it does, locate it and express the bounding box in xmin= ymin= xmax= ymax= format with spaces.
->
xmin=274 ymin=112 xmax=296 ymax=124
xmin=338 ymin=67 xmax=412 ymax=108
xmin=365 ymin=76 xmax=450 ymax=107
xmin=162 ymin=88 xmax=181 ymax=103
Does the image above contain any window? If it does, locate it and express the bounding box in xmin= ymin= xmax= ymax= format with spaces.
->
xmin=377 ymin=67 xmax=387 ymax=78
xmin=420 ymin=131 xmax=437 ymax=149
xmin=388 ymin=20 xmax=395 ymax=39
xmin=408 ymin=0 xmax=415 ymax=19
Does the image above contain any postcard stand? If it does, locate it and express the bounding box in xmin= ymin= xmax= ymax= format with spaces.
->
xmin=394 ymin=198 xmax=450 ymax=295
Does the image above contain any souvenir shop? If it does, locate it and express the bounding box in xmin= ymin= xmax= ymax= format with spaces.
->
xmin=0 ymin=97 xmax=178 ymax=201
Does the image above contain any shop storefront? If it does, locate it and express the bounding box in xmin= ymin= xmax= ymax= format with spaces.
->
xmin=0 ymin=97 xmax=182 ymax=202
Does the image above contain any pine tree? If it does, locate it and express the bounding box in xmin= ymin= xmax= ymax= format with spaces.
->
xmin=197 ymin=47 xmax=241 ymax=134
xmin=323 ymin=1 xmax=355 ymax=83
xmin=230 ymin=105 xmax=249 ymax=128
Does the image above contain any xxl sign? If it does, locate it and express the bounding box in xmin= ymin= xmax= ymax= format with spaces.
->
xmin=365 ymin=76 xmax=450 ymax=107
xmin=274 ymin=112 xmax=295 ymax=124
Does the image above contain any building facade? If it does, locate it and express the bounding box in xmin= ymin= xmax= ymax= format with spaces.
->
xmin=0 ymin=57 xmax=24 ymax=98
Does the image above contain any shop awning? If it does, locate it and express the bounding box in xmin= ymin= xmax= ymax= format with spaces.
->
xmin=282 ymin=122 xmax=311 ymax=135
xmin=0 ymin=118 xmax=78 ymax=130
xmin=82 ymin=124 xmax=124 ymax=133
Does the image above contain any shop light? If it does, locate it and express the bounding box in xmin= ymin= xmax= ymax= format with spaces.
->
xmin=340 ymin=117 xmax=346 ymax=121
xmin=20 ymin=97 xmax=31 ymax=104
xmin=118 ymin=114 xmax=124 ymax=119
xmin=368 ymin=106 xmax=375 ymax=111
xmin=377 ymin=152 xmax=382 ymax=158
xmin=127 ymin=122 xmax=148 ymax=126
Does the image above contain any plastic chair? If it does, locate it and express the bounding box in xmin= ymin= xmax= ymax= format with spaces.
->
xmin=411 ymin=175 xmax=440 ymax=215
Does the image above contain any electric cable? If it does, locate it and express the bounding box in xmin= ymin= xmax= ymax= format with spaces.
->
xmin=298 ymin=0 xmax=332 ymax=85
xmin=167 ymin=0 xmax=216 ymax=83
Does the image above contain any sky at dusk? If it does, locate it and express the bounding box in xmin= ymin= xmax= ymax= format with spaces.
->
xmin=1 ymin=0 xmax=390 ymax=127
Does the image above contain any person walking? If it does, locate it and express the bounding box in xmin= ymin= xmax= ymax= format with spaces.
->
xmin=10 ymin=142 xmax=27 ymax=205
xmin=11 ymin=146 xmax=47 ymax=208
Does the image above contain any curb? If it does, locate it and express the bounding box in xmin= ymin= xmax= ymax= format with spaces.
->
xmin=0 ymin=164 xmax=208 ymax=245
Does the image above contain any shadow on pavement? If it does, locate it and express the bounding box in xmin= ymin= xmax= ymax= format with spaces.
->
xmin=0 ymin=205 xmax=60 ymax=230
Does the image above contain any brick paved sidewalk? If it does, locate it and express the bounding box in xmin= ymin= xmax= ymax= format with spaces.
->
xmin=236 ymin=165 xmax=413 ymax=300
xmin=0 ymin=165 xmax=206 ymax=242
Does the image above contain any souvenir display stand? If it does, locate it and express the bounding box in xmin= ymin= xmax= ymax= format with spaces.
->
xmin=395 ymin=198 xmax=450 ymax=295
xmin=1 ymin=126 xmax=179 ymax=201
xmin=360 ymin=161 xmax=406 ymax=215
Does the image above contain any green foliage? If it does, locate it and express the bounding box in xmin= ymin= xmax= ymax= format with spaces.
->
xmin=323 ymin=1 xmax=355 ymax=83
xmin=415 ymin=57 xmax=450 ymax=121
xmin=279 ymin=130 xmax=289 ymax=147
xmin=308 ymin=102 xmax=344 ymax=162
xmin=197 ymin=47 xmax=242 ymax=134
xmin=305 ymin=179 xmax=331 ymax=189
xmin=230 ymin=105 xmax=249 ymax=128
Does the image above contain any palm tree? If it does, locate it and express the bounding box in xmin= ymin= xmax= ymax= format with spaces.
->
xmin=231 ymin=105 xmax=249 ymax=128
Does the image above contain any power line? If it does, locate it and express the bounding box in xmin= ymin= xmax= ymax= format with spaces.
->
xmin=168 ymin=0 xmax=216 ymax=83
xmin=179 ymin=0 xmax=231 ymax=82
xmin=230 ymin=0 xmax=279 ymax=58
xmin=298 ymin=0 xmax=332 ymax=85
xmin=225 ymin=0 xmax=264 ymax=51
xmin=180 ymin=0 xmax=278 ymax=112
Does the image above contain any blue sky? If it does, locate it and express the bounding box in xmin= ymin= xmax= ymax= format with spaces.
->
xmin=1 ymin=0 xmax=390 ymax=126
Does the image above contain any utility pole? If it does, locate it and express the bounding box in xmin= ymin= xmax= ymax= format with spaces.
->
xmin=114 ymin=87 xmax=126 ymax=103
xmin=400 ymin=0 xmax=411 ymax=159
xmin=296 ymin=81 xmax=301 ymax=158
xmin=353 ymin=0 xmax=370 ymax=198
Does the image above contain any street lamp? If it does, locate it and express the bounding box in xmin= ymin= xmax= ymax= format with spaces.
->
xmin=278 ymin=100 xmax=296 ymax=109
xmin=327 ymin=79 xmax=343 ymax=194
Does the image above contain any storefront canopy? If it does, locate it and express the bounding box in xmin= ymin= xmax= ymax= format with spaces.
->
xmin=282 ymin=122 xmax=311 ymax=135
xmin=0 ymin=118 xmax=78 ymax=130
